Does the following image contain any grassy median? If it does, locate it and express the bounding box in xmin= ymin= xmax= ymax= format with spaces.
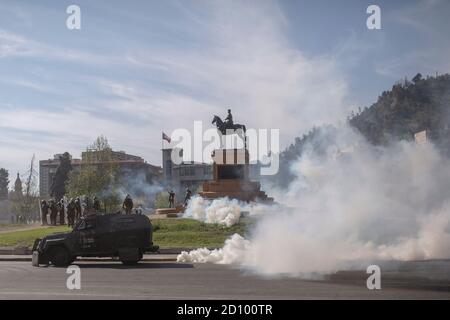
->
xmin=0 ymin=218 xmax=251 ymax=249
xmin=0 ymin=224 xmax=22 ymax=228
xmin=152 ymin=218 xmax=249 ymax=248
xmin=0 ymin=226 xmax=71 ymax=247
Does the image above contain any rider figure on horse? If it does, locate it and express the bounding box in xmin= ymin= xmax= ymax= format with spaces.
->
xmin=224 ymin=109 xmax=233 ymax=128
xmin=212 ymin=109 xmax=246 ymax=149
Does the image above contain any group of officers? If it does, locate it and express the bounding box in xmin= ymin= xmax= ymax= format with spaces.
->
xmin=40 ymin=194 xmax=135 ymax=227
xmin=39 ymin=187 xmax=194 ymax=227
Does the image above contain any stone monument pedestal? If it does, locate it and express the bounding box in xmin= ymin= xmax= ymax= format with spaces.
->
xmin=199 ymin=149 xmax=272 ymax=202
xmin=155 ymin=205 xmax=185 ymax=217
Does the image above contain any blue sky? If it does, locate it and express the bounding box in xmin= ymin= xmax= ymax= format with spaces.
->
xmin=0 ymin=0 xmax=449 ymax=186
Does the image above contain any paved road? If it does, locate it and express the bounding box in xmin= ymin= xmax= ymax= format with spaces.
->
xmin=0 ymin=260 xmax=449 ymax=299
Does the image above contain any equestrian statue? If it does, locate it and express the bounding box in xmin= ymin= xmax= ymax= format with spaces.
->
xmin=212 ymin=109 xmax=247 ymax=148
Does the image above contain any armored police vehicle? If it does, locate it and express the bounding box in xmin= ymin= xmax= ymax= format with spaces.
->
xmin=32 ymin=213 xmax=159 ymax=267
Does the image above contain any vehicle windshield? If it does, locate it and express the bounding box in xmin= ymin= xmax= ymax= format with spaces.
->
xmin=73 ymin=218 xmax=96 ymax=231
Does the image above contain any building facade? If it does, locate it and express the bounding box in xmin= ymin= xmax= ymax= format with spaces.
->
xmin=39 ymin=151 xmax=161 ymax=198
xmin=162 ymin=148 xmax=212 ymax=191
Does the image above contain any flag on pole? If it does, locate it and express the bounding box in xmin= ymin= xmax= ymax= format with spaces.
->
xmin=162 ymin=132 xmax=171 ymax=143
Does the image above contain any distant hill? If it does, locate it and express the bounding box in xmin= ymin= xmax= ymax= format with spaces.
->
xmin=270 ymin=73 xmax=450 ymax=188
xmin=349 ymin=73 xmax=450 ymax=148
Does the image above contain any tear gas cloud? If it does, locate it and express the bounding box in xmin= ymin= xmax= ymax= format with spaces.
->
xmin=177 ymin=233 xmax=251 ymax=265
xmin=101 ymin=170 xmax=163 ymax=211
xmin=183 ymin=196 xmax=275 ymax=227
xmin=179 ymin=126 xmax=450 ymax=277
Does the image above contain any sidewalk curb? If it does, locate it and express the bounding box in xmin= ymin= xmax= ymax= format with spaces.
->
xmin=0 ymin=256 xmax=178 ymax=262
xmin=0 ymin=257 xmax=31 ymax=262
xmin=0 ymin=247 xmax=214 ymax=255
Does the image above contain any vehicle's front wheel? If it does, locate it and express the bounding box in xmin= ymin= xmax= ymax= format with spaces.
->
xmin=48 ymin=247 xmax=70 ymax=267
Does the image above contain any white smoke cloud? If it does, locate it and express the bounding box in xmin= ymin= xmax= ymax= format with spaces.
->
xmin=177 ymin=233 xmax=250 ymax=264
xmin=178 ymin=126 xmax=450 ymax=277
xmin=98 ymin=169 xmax=163 ymax=212
xmin=183 ymin=196 xmax=242 ymax=227
xmin=182 ymin=195 xmax=275 ymax=227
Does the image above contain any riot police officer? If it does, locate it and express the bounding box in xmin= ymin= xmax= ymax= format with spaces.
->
xmin=122 ymin=194 xmax=134 ymax=215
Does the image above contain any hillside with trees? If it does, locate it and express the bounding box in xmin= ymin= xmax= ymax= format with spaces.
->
xmin=349 ymin=73 xmax=450 ymax=150
xmin=271 ymin=73 xmax=450 ymax=188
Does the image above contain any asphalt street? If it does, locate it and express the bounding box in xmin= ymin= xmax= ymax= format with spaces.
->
xmin=0 ymin=260 xmax=449 ymax=299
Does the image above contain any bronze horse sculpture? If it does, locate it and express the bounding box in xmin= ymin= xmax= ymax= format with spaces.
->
xmin=212 ymin=115 xmax=247 ymax=148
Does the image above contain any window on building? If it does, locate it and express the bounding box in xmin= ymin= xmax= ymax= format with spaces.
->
xmin=203 ymin=166 xmax=211 ymax=176
xmin=165 ymin=160 xmax=172 ymax=178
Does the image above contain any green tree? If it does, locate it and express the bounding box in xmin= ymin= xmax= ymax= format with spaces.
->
xmin=66 ymin=136 xmax=120 ymax=211
xmin=412 ymin=73 xmax=422 ymax=83
xmin=0 ymin=168 xmax=9 ymax=200
xmin=13 ymin=173 xmax=23 ymax=200
xmin=50 ymin=152 xmax=72 ymax=201
xmin=10 ymin=159 xmax=40 ymax=223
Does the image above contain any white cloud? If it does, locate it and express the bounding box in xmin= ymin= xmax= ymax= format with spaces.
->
xmin=0 ymin=29 xmax=33 ymax=57
xmin=0 ymin=28 xmax=119 ymax=65
xmin=123 ymin=0 xmax=351 ymax=136
xmin=0 ymin=77 xmax=55 ymax=94
xmin=0 ymin=0 xmax=352 ymax=185
xmin=377 ymin=0 xmax=450 ymax=78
